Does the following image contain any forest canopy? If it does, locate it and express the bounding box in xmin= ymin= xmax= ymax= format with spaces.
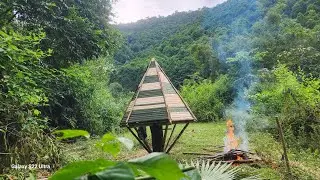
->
xmin=111 ymin=0 xmax=320 ymax=152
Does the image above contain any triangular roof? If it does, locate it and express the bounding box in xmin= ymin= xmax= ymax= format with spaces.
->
xmin=121 ymin=58 xmax=196 ymax=127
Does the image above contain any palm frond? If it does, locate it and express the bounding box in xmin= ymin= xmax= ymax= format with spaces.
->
xmin=184 ymin=160 xmax=261 ymax=180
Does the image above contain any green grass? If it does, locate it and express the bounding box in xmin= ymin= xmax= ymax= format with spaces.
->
xmin=250 ymin=132 xmax=320 ymax=180
xmin=61 ymin=122 xmax=320 ymax=180
xmin=166 ymin=122 xmax=226 ymax=160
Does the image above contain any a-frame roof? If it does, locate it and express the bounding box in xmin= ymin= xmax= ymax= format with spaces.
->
xmin=121 ymin=58 xmax=196 ymax=127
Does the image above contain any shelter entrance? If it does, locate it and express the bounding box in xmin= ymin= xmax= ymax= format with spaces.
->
xmin=121 ymin=58 xmax=196 ymax=153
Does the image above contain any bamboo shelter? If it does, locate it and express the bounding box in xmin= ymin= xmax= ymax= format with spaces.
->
xmin=121 ymin=58 xmax=196 ymax=153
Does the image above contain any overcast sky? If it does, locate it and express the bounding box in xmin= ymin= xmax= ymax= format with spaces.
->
xmin=112 ymin=0 xmax=226 ymax=24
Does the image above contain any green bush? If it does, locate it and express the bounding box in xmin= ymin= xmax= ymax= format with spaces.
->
xmin=251 ymin=64 xmax=320 ymax=150
xmin=181 ymin=75 xmax=233 ymax=122
xmin=64 ymin=58 xmax=131 ymax=135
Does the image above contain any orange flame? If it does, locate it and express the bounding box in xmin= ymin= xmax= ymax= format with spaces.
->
xmin=225 ymin=119 xmax=239 ymax=151
xmin=236 ymin=155 xmax=243 ymax=161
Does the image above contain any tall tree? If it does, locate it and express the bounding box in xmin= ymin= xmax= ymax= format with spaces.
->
xmin=0 ymin=0 xmax=120 ymax=68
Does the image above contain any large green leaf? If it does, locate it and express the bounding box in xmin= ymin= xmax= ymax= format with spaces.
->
xmin=96 ymin=133 xmax=121 ymax=157
xmin=88 ymin=163 xmax=135 ymax=180
xmin=53 ymin=129 xmax=90 ymax=140
xmin=181 ymin=167 xmax=201 ymax=180
xmin=128 ymin=153 xmax=185 ymax=180
xmin=49 ymin=159 xmax=115 ymax=180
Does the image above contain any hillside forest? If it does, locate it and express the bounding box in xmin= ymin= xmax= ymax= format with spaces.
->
xmin=1 ymin=0 xmax=320 ymax=179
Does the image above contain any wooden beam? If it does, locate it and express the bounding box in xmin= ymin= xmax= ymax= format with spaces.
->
xmin=164 ymin=124 xmax=176 ymax=150
xmin=127 ymin=127 xmax=152 ymax=153
xmin=134 ymin=127 xmax=152 ymax=153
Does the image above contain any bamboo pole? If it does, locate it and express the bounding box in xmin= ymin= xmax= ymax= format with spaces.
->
xmin=164 ymin=124 xmax=176 ymax=150
xmin=166 ymin=123 xmax=189 ymax=153
xmin=276 ymin=117 xmax=291 ymax=176
xmin=134 ymin=127 xmax=152 ymax=153
xmin=127 ymin=127 xmax=152 ymax=153
xmin=162 ymin=125 xmax=169 ymax=151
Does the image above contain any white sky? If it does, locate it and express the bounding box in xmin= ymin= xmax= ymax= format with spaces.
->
xmin=112 ymin=0 xmax=227 ymax=24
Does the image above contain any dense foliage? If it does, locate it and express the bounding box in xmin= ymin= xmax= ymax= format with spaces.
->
xmin=0 ymin=0 xmax=128 ymax=174
xmin=62 ymin=59 xmax=130 ymax=134
xmin=252 ymin=65 xmax=320 ymax=150
xmin=0 ymin=27 xmax=60 ymax=172
xmin=1 ymin=0 xmax=120 ymax=67
xmin=181 ymin=75 xmax=233 ymax=122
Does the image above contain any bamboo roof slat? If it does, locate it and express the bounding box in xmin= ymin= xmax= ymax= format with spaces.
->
xmin=135 ymin=96 xmax=164 ymax=105
xmin=162 ymin=83 xmax=176 ymax=94
xmin=133 ymin=104 xmax=166 ymax=110
xmin=121 ymin=58 xmax=196 ymax=127
xmin=167 ymin=103 xmax=186 ymax=108
xmin=158 ymin=72 xmax=169 ymax=83
xmin=169 ymin=107 xmax=189 ymax=112
xmin=143 ymin=75 xmax=159 ymax=83
xmin=146 ymin=68 xmax=157 ymax=76
xmin=138 ymin=89 xmax=163 ymax=98
xmin=140 ymin=82 xmax=161 ymax=91
xmin=170 ymin=112 xmax=194 ymax=121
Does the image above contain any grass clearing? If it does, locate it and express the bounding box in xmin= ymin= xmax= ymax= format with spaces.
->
xmin=61 ymin=122 xmax=319 ymax=180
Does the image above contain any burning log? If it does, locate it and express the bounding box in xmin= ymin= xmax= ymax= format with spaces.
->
xmin=202 ymin=149 xmax=260 ymax=165
xmin=184 ymin=149 xmax=261 ymax=165
xmin=210 ymin=119 xmax=261 ymax=164
xmin=207 ymin=149 xmax=251 ymax=162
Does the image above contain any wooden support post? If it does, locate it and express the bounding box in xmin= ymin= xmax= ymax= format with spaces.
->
xmin=127 ymin=127 xmax=152 ymax=153
xmin=166 ymin=123 xmax=189 ymax=153
xmin=276 ymin=117 xmax=291 ymax=176
xmin=150 ymin=124 xmax=164 ymax=152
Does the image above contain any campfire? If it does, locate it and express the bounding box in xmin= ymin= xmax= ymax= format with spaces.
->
xmin=225 ymin=120 xmax=238 ymax=150
xmin=183 ymin=119 xmax=260 ymax=165
xmin=224 ymin=119 xmax=241 ymax=158
xmin=209 ymin=119 xmax=252 ymax=163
